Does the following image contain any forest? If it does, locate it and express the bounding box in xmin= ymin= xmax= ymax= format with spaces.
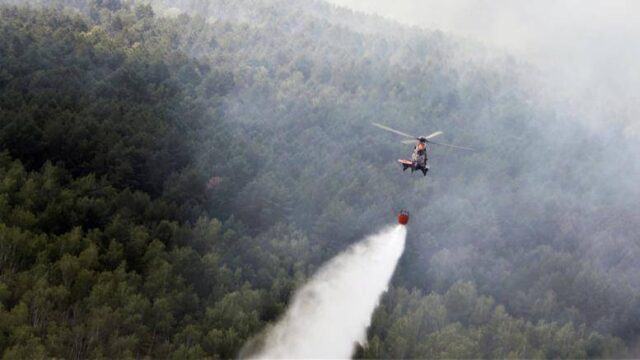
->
xmin=1 ymin=0 xmax=639 ymax=358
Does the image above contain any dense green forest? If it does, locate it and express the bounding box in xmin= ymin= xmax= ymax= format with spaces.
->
xmin=1 ymin=0 xmax=639 ymax=358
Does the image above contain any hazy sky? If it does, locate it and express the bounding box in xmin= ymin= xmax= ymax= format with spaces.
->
xmin=325 ymin=0 xmax=640 ymax=132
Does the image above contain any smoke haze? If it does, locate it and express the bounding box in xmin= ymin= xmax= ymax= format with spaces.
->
xmin=325 ymin=0 xmax=640 ymax=133
xmin=247 ymin=225 xmax=406 ymax=359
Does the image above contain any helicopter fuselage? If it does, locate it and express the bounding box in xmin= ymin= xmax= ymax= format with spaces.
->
xmin=398 ymin=159 xmax=429 ymax=176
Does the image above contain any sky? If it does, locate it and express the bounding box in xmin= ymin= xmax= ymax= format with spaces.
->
xmin=325 ymin=0 xmax=640 ymax=133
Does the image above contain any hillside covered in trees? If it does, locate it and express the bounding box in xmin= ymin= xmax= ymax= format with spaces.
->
xmin=1 ymin=0 xmax=639 ymax=358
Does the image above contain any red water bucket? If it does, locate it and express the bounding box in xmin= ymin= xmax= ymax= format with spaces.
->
xmin=398 ymin=210 xmax=410 ymax=225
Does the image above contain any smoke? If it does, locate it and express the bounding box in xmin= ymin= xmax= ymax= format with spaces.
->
xmin=325 ymin=0 xmax=640 ymax=134
xmin=245 ymin=225 xmax=406 ymax=359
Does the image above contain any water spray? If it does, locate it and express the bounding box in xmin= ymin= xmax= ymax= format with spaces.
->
xmin=245 ymin=223 xmax=407 ymax=359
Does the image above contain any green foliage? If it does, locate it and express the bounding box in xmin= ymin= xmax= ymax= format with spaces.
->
xmin=357 ymin=283 xmax=623 ymax=359
xmin=0 ymin=4 xmax=251 ymax=210
xmin=0 ymin=154 xmax=309 ymax=358
xmin=0 ymin=5 xmax=309 ymax=357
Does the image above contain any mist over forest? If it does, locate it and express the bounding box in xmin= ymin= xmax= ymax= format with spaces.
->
xmin=1 ymin=0 xmax=639 ymax=358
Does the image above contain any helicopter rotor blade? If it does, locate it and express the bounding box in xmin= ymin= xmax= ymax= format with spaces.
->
xmin=401 ymin=139 xmax=417 ymax=144
xmin=427 ymin=140 xmax=474 ymax=151
xmin=424 ymin=131 xmax=443 ymax=140
xmin=371 ymin=122 xmax=415 ymax=138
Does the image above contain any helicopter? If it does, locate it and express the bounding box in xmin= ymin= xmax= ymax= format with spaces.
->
xmin=372 ymin=122 xmax=474 ymax=176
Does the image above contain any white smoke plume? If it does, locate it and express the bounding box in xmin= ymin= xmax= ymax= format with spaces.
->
xmin=248 ymin=225 xmax=406 ymax=359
